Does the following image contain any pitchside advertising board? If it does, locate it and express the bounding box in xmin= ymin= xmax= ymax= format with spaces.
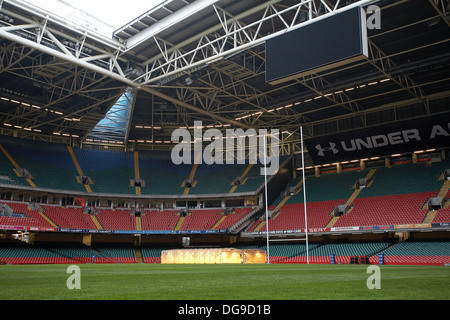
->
xmin=305 ymin=115 xmax=450 ymax=165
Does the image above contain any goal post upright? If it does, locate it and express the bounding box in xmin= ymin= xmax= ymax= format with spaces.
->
xmin=300 ymin=126 xmax=310 ymax=264
xmin=263 ymin=133 xmax=270 ymax=264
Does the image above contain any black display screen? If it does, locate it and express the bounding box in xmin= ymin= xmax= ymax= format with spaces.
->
xmin=266 ymin=7 xmax=368 ymax=85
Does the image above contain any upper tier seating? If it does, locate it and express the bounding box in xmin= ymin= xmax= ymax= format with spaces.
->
xmin=256 ymin=159 xmax=450 ymax=232
xmin=0 ymin=135 xmax=83 ymax=191
xmin=140 ymin=245 xmax=178 ymax=264
xmin=138 ymin=150 xmax=191 ymax=195
xmin=74 ymin=148 xmax=135 ymax=195
xmin=359 ymin=162 xmax=447 ymax=197
xmin=0 ymin=136 xmax=267 ymax=195
xmin=300 ymin=241 xmax=392 ymax=264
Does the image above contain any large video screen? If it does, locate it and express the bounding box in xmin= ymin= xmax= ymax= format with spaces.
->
xmin=266 ymin=7 xmax=368 ymax=85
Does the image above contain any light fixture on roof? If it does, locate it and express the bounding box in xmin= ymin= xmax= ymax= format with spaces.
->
xmin=185 ymin=76 xmax=193 ymax=86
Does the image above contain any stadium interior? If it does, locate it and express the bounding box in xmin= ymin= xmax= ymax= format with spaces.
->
xmin=0 ymin=0 xmax=450 ymax=266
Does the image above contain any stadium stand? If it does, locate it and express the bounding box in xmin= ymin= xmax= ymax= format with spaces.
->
xmin=246 ymin=158 xmax=450 ymax=234
xmin=0 ymin=136 xmax=83 ymax=191
xmin=178 ymin=209 xmax=223 ymax=231
xmin=0 ymin=0 xmax=449 ymax=272
xmin=138 ymin=150 xmax=192 ymax=195
xmin=40 ymin=205 xmax=96 ymax=230
xmin=73 ymin=147 xmax=135 ymax=195
xmin=0 ymin=130 xmax=449 ymax=266
xmin=95 ymin=208 xmax=136 ymax=231
xmin=140 ymin=210 xmax=180 ymax=231
xmin=0 ymin=242 xmax=79 ymax=264
xmin=0 ymin=136 xmax=268 ymax=196
xmin=93 ymin=244 xmax=138 ymax=263
xmin=1 ymin=237 xmax=450 ymax=265
xmin=379 ymin=240 xmax=450 ymax=266
xmin=301 ymin=241 xmax=392 ymax=264
xmin=140 ymin=246 xmax=179 ymax=264
xmin=333 ymin=192 xmax=433 ymax=227
xmin=1 ymin=151 xmax=449 ymax=236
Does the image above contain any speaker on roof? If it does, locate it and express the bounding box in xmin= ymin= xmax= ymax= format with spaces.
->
xmin=14 ymin=168 xmax=32 ymax=179
xmin=77 ymin=175 xmax=93 ymax=185
xmin=134 ymin=207 xmax=142 ymax=217
xmin=131 ymin=178 xmax=145 ymax=187
xmin=284 ymin=187 xmax=296 ymax=196
xmin=180 ymin=208 xmax=189 ymax=217
xmin=224 ymin=207 xmax=234 ymax=216
xmin=428 ymin=197 xmax=443 ymax=210
xmin=232 ymin=176 xmax=243 ymax=186
xmin=1 ymin=204 xmax=12 ymax=217
xmin=84 ymin=206 xmax=97 ymax=215
xmin=182 ymin=178 xmax=196 ymax=188
xmin=444 ymin=169 xmax=450 ymax=180
xmin=333 ymin=205 xmax=347 ymax=217
xmin=356 ymin=178 xmax=367 ymax=189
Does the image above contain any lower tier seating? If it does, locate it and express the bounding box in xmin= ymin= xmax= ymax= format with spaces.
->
xmin=1 ymin=240 xmax=449 ymax=265
xmin=379 ymin=240 xmax=450 ymax=265
xmin=237 ymin=241 xmax=450 ymax=265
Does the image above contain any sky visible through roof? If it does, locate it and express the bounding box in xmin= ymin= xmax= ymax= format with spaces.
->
xmin=24 ymin=0 xmax=166 ymax=36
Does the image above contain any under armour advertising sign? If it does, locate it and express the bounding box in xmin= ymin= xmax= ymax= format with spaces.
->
xmin=305 ymin=114 xmax=450 ymax=165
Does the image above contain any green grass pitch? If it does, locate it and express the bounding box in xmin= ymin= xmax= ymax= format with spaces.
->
xmin=0 ymin=264 xmax=449 ymax=300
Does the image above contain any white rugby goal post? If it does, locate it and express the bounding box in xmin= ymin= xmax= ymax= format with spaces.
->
xmin=261 ymin=127 xmax=310 ymax=264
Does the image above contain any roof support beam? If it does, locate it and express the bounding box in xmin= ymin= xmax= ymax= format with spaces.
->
xmin=428 ymin=0 xmax=450 ymax=28
xmin=4 ymin=0 xmax=122 ymax=50
xmin=0 ymin=27 xmax=250 ymax=129
xmin=367 ymin=40 xmax=428 ymax=102
xmin=124 ymin=0 xmax=220 ymax=51
xmin=137 ymin=0 xmax=377 ymax=85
